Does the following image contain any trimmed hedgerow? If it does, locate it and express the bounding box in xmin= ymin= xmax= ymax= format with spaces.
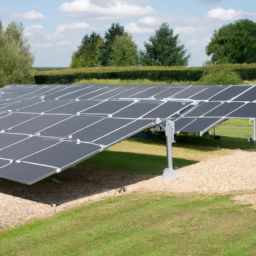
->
xmin=33 ymin=64 xmax=256 ymax=85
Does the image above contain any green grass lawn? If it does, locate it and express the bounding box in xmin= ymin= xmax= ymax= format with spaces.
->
xmin=1 ymin=193 xmax=256 ymax=256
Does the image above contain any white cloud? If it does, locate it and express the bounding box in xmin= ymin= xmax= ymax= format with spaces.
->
xmin=12 ymin=10 xmax=46 ymax=21
xmin=138 ymin=17 xmax=160 ymax=26
xmin=32 ymin=43 xmax=53 ymax=48
xmin=24 ymin=25 xmax=43 ymax=37
xmin=56 ymin=22 xmax=89 ymax=33
xmin=125 ymin=22 xmax=155 ymax=34
xmin=25 ymin=25 xmax=43 ymax=31
xmin=186 ymin=40 xmax=199 ymax=46
xmin=56 ymin=41 xmax=70 ymax=45
xmin=24 ymin=32 xmax=34 ymax=37
xmin=207 ymin=7 xmax=252 ymax=20
xmin=174 ymin=26 xmax=195 ymax=35
xmin=59 ymin=0 xmax=154 ymax=19
xmin=198 ymin=0 xmax=224 ymax=4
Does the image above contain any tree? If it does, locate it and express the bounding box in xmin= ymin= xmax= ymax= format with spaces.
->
xmin=0 ymin=21 xmax=34 ymax=87
xmin=99 ymin=23 xmax=125 ymax=66
xmin=139 ymin=23 xmax=190 ymax=66
xmin=109 ymin=33 xmax=138 ymax=66
xmin=206 ymin=19 xmax=256 ymax=64
xmin=71 ymin=32 xmax=102 ymax=68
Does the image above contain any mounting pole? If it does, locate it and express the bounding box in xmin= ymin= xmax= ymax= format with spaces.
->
xmin=162 ymin=120 xmax=179 ymax=180
xmin=254 ymin=119 xmax=256 ymax=141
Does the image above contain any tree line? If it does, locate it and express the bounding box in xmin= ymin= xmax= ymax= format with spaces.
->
xmin=71 ymin=19 xmax=256 ymax=68
xmin=1 ymin=18 xmax=256 ymax=87
xmin=71 ymin=22 xmax=191 ymax=68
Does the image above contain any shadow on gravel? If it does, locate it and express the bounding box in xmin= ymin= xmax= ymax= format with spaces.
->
xmin=0 ymin=152 xmax=197 ymax=206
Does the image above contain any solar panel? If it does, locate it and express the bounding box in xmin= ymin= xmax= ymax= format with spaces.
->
xmin=153 ymin=87 xmax=186 ymax=99
xmin=185 ymin=102 xmax=221 ymax=117
xmin=56 ymin=87 xmax=93 ymax=100
xmin=209 ymin=86 xmax=251 ymax=101
xmin=0 ymin=159 xmax=12 ymax=168
xmin=71 ymin=118 xmax=132 ymax=142
xmin=40 ymin=116 xmax=103 ymax=138
xmin=0 ymin=133 xmax=29 ymax=149
xmin=115 ymin=87 xmax=151 ymax=98
xmin=174 ymin=118 xmax=196 ymax=132
xmin=204 ymin=102 xmax=245 ymax=117
xmin=233 ymin=86 xmax=256 ymax=102
xmin=142 ymin=101 xmax=191 ymax=119
xmin=0 ymin=137 xmax=58 ymax=160
xmin=129 ymin=87 xmax=167 ymax=98
xmin=227 ymin=103 xmax=256 ymax=118
xmin=18 ymin=100 xmax=70 ymax=113
xmin=0 ymin=162 xmax=56 ymax=184
xmin=22 ymin=141 xmax=101 ymax=169
xmin=78 ymin=87 xmax=121 ymax=100
xmin=0 ymin=113 xmax=39 ymax=131
xmin=113 ymin=102 xmax=161 ymax=118
xmin=190 ymin=86 xmax=226 ymax=100
xmin=179 ymin=118 xmax=223 ymax=133
xmin=0 ymin=99 xmax=41 ymax=111
xmin=94 ymin=119 xmax=154 ymax=146
xmin=172 ymin=87 xmax=206 ymax=99
xmin=46 ymin=100 xmax=100 ymax=114
xmin=93 ymin=87 xmax=132 ymax=100
xmin=81 ymin=101 xmax=133 ymax=115
xmin=43 ymin=86 xmax=90 ymax=100
xmin=8 ymin=115 xmax=70 ymax=134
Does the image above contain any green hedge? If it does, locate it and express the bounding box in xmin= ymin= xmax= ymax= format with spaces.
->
xmin=34 ymin=70 xmax=204 ymax=84
xmin=33 ymin=65 xmax=256 ymax=84
xmin=235 ymin=67 xmax=256 ymax=80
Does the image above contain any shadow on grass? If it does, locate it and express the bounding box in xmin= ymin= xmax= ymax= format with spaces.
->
xmin=0 ymin=151 xmax=197 ymax=206
xmin=83 ymin=151 xmax=197 ymax=175
xmin=130 ymin=134 xmax=255 ymax=150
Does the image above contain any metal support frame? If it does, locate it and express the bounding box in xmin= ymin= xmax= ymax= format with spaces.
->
xmin=254 ymin=118 xmax=256 ymax=141
xmin=162 ymin=120 xmax=179 ymax=180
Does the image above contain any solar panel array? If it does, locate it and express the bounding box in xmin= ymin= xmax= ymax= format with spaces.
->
xmin=0 ymin=84 xmax=255 ymax=184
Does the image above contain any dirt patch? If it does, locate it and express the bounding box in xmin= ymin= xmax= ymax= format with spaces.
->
xmin=1 ymin=150 xmax=256 ymax=230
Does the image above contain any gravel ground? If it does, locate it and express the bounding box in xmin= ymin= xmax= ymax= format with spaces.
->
xmin=1 ymin=149 xmax=256 ymax=230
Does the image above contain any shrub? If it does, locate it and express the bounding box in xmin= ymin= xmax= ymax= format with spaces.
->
xmin=199 ymin=64 xmax=243 ymax=85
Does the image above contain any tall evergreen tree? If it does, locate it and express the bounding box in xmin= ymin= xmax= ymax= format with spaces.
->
xmin=71 ymin=32 xmax=102 ymax=68
xmin=99 ymin=23 xmax=125 ymax=66
xmin=109 ymin=33 xmax=138 ymax=66
xmin=140 ymin=23 xmax=190 ymax=66
xmin=206 ymin=19 xmax=256 ymax=64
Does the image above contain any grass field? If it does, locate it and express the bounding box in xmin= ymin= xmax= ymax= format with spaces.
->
xmin=1 ymin=193 xmax=256 ymax=255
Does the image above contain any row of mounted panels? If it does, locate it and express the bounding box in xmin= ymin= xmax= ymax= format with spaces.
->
xmin=185 ymin=102 xmax=256 ymax=118
xmin=1 ymin=84 xmax=256 ymax=102
xmin=0 ymin=114 xmax=156 ymax=144
xmin=0 ymin=100 xmax=191 ymax=119
xmin=0 ymin=119 xmax=155 ymax=184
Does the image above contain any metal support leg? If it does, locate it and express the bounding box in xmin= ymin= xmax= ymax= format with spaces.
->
xmin=162 ymin=120 xmax=179 ymax=180
xmin=254 ymin=119 xmax=256 ymax=141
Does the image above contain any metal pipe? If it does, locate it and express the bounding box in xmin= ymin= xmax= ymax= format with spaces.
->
xmin=162 ymin=120 xmax=178 ymax=180
xmin=254 ymin=118 xmax=256 ymax=141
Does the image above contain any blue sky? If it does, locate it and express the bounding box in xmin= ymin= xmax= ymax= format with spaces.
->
xmin=1 ymin=0 xmax=255 ymax=67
